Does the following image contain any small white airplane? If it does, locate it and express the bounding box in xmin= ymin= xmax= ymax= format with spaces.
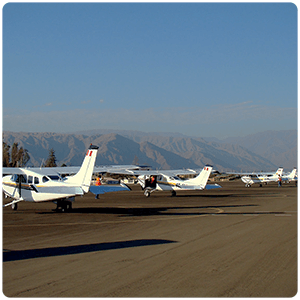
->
xmin=241 ymin=168 xmax=283 ymax=187
xmin=111 ymin=165 xmax=221 ymax=197
xmin=2 ymin=145 xmax=131 ymax=212
xmin=282 ymin=168 xmax=297 ymax=185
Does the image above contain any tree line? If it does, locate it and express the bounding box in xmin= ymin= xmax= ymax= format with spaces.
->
xmin=3 ymin=142 xmax=57 ymax=167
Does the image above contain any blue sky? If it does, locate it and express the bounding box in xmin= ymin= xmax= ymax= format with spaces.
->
xmin=2 ymin=3 xmax=297 ymax=138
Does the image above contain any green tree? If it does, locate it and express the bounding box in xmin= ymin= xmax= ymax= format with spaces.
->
xmin=5 ymin=142 xmax=30 ymax=167
xmin=45 ymin=148 xmax=57 ymax=167
xmin=11 ymin=143 xmax=19 ymax=167
xmin=17 ymin=147 xmax=30 ymax=167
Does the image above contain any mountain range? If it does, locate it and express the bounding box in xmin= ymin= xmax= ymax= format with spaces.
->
xmin=2 ymin=130 xmax=297 ymax=172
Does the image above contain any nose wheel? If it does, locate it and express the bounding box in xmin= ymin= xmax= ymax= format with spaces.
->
xmin=11 ymin=203 xmax=18 ymax=210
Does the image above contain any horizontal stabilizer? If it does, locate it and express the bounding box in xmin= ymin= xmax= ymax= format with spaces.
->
xmin=89 ymin=183 xmax=131 ymax=195
xmin=205 ymin=184 xmax=222 ymax=190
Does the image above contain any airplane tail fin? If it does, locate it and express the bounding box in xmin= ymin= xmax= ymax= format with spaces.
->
xmin=186 ymin=165 xmax=213 ymax=188
xmin=65 ymin=145 xmax=99 ymax=193
xmin=288 ymin=168 xmax=297 ymax=178
xmin=275 ymin=168 xmax=283 ymax=176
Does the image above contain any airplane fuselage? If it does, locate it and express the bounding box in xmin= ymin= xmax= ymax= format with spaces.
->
xmin=241 ymin=174 xmax=280 ymax=185
xmin=138 ymin=167 xmax=221 ymax=197
xmin=241 ymin=168 xmax=284 ymax=187
xmin=155 ymin=178 xmax=205 ymax=191
xmin=2 ymin=171 xmax=83 ymax=203
xmin=139 ymin=175 xmax=205 ymax=191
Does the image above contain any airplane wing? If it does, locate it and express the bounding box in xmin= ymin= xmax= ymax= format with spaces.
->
xmin=2 ymin=165 xmax=149 ymax=176
xmin=224 ymin=171 xmax=267 ymax=176
xmin=2 ymin=167 xmax=80 ymax=176
xmin=94 ymin=164 xmax=151 ymax=173
xmin=2 ymin=167 xmax=27 ymax=175
xmin=225 ymin=168 xmax=283 ymax=176
xmin=105 ymin=169 xmax=200 ymax=176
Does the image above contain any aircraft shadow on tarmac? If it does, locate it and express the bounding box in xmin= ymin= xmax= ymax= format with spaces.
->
xmin=175 ymin=194 xmax=232 ymax=198
xmin=38 ymin=204 xmax=271 ymax=217
xmin=3 ymin=239 xmax=176 ymax=262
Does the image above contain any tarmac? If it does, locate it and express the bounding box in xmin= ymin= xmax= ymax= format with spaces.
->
xmin=2 ymin=181 xmax=297 ymax=297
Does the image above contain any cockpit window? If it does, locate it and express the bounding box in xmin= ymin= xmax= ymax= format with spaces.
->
xmin=11 ymin=174 xmax=18 ymax=182
xmin=42 ymin=176 xmax=49 ymax=183
xmin=11 ymin=174 xmax=27 ymax=183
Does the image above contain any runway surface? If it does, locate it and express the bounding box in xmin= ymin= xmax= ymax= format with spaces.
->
xmin=3 ymin=181 xmax=297 ymax=297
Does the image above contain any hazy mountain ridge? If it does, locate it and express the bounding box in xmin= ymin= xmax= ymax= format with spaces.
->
xmin=3 ymin=132 xmax=198 ymax=170
xmin=220 ymin=130 xmax=297 ymax=169
xmin=3 ymin=130 xmax=291 ymax=172
xmin=129 ymin=135 xmax=276 ymax=171
xmin=73 ymin=129 xmax=297 ymax=169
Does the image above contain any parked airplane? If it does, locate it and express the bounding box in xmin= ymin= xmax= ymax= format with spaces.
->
xmin=282 ymin=168 xmax=297 ymax=185
xmin=111 ymin=165 xmax=221 ymax=197
xmin=241 ymin=168 xmax=283 ymax=187
xmin=2 ymin=145 xmax=130 ymax=211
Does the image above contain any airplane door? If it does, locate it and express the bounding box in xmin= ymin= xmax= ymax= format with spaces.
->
xmin=144 ymin=175 xmax=157 ymax=189
xmin=149 ymin=176 xmax=157 ymax=188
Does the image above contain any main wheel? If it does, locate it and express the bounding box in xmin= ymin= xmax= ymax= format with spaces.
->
xmin=61 ymin=202 xmax=72 ymax=212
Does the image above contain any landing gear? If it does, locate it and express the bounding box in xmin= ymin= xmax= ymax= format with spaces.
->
xmin=55 ymin=200 xmax=73 ymax=212
xmin=144 ymin=189 xmax=151 ymax=197
xmin=171 ymin=191 xmax=177 ymax=197
xmin=144 ymin=188 xmax=155 ymax=197
xmin=11 ymin=203 xmax=18 ymax=210
xmin=61 ymin=202 xmax=72 ymax=213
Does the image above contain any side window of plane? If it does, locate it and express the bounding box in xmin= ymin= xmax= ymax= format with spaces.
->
xmin=42 ymin=176 xmax=49 ymax=183
xmin=34 ymin=177 xmax=39 ymax=184
xmin=28 ymin=176 xmax=33 ymax=184
xmin=48 ymin=175 xmax=60 ymax=181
